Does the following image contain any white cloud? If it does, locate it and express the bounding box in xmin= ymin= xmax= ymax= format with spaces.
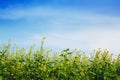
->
xmin=0 ymin=6 xmax=120 ymax=32
xmin=0 ymin=6 xmax=120 ymax=24
xmin=25 ymin=28 xmax=120 ymax=55
xmin=1 ymin=6 xmax=120 ymax=55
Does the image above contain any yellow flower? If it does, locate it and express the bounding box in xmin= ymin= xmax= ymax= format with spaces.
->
xmin=66 ymin=61 xmax=69 ymax=65
xmin=1 ymin=61 xmax=5 ymax=65
xmin=4 ymin=68 xmax=7 ymax=71
xmin=11 ymin=74 xmax=14 ymax=76
xmin=41 ymin=64 xmax=46 ymax=71
xmin=6 ymin=57 xmax=11 ymax=60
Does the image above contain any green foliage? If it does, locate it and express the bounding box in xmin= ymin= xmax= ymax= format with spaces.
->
xmin=0 ymin=41 xmax=120 ymax=80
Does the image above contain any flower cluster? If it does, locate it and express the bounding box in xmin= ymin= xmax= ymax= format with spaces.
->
xmin=0 ymin=43 xmax=120 ymax=80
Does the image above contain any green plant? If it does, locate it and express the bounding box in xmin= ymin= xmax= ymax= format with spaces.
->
xmin=0 ymin=40 xmax=120 ymax=80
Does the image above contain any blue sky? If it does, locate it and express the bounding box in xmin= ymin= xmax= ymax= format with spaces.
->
xmin=0 ymin=0 xmax=120 ymax=54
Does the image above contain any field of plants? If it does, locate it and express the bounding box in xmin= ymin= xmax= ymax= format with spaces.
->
xmin=0 ymin=40 xmax=120 ymax=80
